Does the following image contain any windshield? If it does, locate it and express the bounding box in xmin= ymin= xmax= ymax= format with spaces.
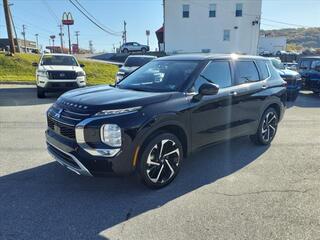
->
xmin=124 ymin=57 xmax=155 ymax=67
xmin=41 ymin=55 xmax=78 ymax=66
xmin=271 ymin=59 xmax=285 ymax=70
xmin=118 ymin=60 xmax=200 ymax=92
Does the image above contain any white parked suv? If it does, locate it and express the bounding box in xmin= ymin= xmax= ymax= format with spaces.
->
xmin=120 ymin=42 xmax=150 ymax=54
xmin=33 ymin=54 xmax=86 ymax=98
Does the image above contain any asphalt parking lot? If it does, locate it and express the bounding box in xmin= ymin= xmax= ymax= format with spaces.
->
xmin=1 ymin=84 xmax=320 ymax=240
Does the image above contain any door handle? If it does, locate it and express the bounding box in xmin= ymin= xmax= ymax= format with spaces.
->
xmin=229 ymin=91 xmax=238 ymax=96
xmin=262 ymin=85 xmax=268 ymax=89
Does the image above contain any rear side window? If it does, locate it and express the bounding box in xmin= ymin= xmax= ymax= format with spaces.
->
xmin=310 ymin=60 xmax=320 ymax=70
xmin=256 ymin=60 xmax=270 ymax=80
xmin=235 ymin=61 xmax=260 ymax=84
xmin=199 ymin=61 xmax=232 ymax=88
xmin=299 ymin=60 xmax=311 ymax=70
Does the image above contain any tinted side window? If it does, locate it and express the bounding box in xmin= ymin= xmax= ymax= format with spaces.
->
xmin=235 ymin=61 xmax=260 ymax=84
xmin=256 ymin=60 xmax=270 ymax=80
xmin=196 ymin=61 xmax=232 ymax=90
xmin=299 ymin=60 xmax=311 ymax=70
xmin=311 ymin=60 xmax=320 ymax=69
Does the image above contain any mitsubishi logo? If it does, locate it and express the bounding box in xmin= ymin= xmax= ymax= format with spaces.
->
xmin=54 ymin=109 xmax=63 ymax=118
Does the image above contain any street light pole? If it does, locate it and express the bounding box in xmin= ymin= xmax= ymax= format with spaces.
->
xmin=22 ymin=24 xmax=26 ymax=53
xmin=35 ymin=34 xmax=39 ymax=50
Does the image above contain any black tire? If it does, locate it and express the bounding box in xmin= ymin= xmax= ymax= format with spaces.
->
xmin=37 ymin=86 xmax=45 ymax=98
xmin=287 ymin=91 xmax=299 ymax=102
xmin=250 ymin=107 xmax=279 ymax=145
xmin=313 ymin=91 xmax=320 ymax=95
xmin=122 ymin=48 xmax=129 ymax=54
xmin=141 ymin=47 xmax=147 ymax=54
xmin=138 ymin=132 xmax=183 ymax=189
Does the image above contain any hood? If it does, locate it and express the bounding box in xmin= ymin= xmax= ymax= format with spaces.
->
xmin=39 ymin=65 xmax=83 ymax=72
xmin=119 ymin=66 xmax=139 ymax=74
xmin=58 ymin=85 xmax=173 ymax=112
xmin=276 ymin=68 xmax=299 ymax=77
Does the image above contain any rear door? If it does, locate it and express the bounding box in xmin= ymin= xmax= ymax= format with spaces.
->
xmin=230 ymin=60 xmax=265 ymax=137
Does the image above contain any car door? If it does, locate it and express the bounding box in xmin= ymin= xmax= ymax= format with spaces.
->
xmin=230 ymin=60 xmax=265 ymax=137
xmin=190 ymin=60 xmax=238 ymax=149
xmin=132 ymin=42 xmax=141 ymax=52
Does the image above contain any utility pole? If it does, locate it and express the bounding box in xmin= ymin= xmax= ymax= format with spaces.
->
xmin=75 ymin=30 xmax=80 ymax=53
xmin=89 ymin=40 xmax=93 ymax=54
xmin=50 ymin=35 xmax=55 ymax=53
xmin=21 ymin=24 xmax=26 ymax=53
xmin=122 ymin=21 xmax=127 ymax=44
xmin=3 ymin=0 xmax=15 ymax=54
xmin=35 ymin=34 xmax=39 ymax=50
xmin=58 ymin=24 xmax=64 ymax=53
xmin=8 ymin=4 xmax=20 ymax=53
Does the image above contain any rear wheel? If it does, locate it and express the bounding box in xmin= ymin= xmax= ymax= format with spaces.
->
xmin=122 ymin=48 xmax=129 ymax=54
xmin=250 ymin=108 xmax=279 ymax=145
xmin=37 ymin=86 xmax=45 ymax=98
xmin=138 ymin=133 xmax=183 ymax=189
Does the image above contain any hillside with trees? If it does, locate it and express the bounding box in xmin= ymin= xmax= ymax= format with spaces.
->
xmin=261 ymin=27 xmax=320 ymax=50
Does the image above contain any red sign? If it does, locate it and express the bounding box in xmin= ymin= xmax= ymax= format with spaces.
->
xmin=62 ymin=12 xmax=74 ymax=25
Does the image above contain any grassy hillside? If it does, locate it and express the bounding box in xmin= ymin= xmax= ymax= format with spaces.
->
xmin=261 ymin=27 xmax=320 ymax=49
xmin=0 ymin=53 xmax=118 ymax=85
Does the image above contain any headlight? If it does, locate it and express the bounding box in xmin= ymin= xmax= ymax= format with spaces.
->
xmin=37 ymin=70 xmax=48 ymax=76
xmin=101 ymin=124 xmax=122 ymax=147
xmin=77 ymin=71 xmax=86 ymax=77
xmin=95 ymin=106 xmax=142 ymax=116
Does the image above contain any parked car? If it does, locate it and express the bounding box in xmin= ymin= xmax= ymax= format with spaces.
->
xmin=270 ymin=58 xmax=302 ymax=101
xmin=298 ymin=56 xmax=320 ymax=94
xmin=283 ymin=62 xmax=298 ymax=71
xmin=116 ymin=55 xmax=157 ymax=83
xmin=46 ymin=54 xmax=286 ymax=189
xmin=33 ymin=54 xmax=86 ymax=98
xmin=120 ymin=42 xmax=150 ymax=54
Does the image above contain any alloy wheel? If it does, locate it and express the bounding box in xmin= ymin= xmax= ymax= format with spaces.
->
xmin=261 ymin=111 xmax=278 ymax=142
xmin=145 ymin=139 xmax=180 ymax=184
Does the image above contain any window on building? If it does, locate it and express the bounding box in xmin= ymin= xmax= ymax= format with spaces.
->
xmin=223 ymin=30 xmax=230 ymax=41
xmin=235 ymin=61 xmax=260 ymax=84
xmin=209 ymin=4 xmax=216 ymax=18
xmin=236 ymin=3 xmax=243 ymax=17
xmin=183 ymin=4 xmax=190 ymax=18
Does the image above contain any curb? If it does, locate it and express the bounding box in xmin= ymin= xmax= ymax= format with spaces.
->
xmin=0 ymin=81 xmax=35 ymax=85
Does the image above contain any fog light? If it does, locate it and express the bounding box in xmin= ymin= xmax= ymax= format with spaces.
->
xmin=101 ymin=124 xmax=121 ymax=147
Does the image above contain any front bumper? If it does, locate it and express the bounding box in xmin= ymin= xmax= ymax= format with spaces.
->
xmin=37 ymin=76 xmax=86 ymax=90
xmin=46 ymin=127 xmax=136 ymax=176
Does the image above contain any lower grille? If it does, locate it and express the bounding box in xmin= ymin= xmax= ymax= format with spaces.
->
xmin=47 ymin=116 xmax=76 ymax=139
xmin=46 ymin=82 xmax=78 ymax=88
xmin=48 ymin=144 xmax=78 ymax=168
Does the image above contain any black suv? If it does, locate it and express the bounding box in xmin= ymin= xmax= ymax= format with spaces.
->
xmin=46 ymin=54 xmax=286 ymax=188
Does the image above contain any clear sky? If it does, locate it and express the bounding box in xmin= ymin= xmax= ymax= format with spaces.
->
xmin=0 ymin=0 xmax=320 ymax=52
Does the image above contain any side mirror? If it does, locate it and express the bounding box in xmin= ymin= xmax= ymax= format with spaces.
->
xmin=117 ymin=64 xmax=123 ymax=68
xmin=193 ymin=83 xmax=219 ymax=101
xmin=32 ymin=62 xmax=38 ymax=67
xmin=80 ymin=64 xmax=85 ymax=68
xmin=199 ymin=83 xmax=219 ymax=95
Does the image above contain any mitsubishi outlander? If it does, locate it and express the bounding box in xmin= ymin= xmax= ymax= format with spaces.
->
xmin=46 ymin=54 xmax=286 ymax=188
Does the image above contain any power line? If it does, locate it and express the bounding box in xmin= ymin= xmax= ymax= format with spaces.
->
xmin=73 ymin=0 xmax=122 ymax=35
xmin=41 ymin=0 xmax=60 ymax=24
xmin=69 ymin=0 xmax=122 ymax=37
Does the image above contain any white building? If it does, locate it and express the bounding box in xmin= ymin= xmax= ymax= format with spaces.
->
xmin=258 ymin=36 xmax=287 ymax=54
xmin=163 ymin=0 xmax=262 ymax=55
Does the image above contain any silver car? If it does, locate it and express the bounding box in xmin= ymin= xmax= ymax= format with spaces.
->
xmin=120 ymin=42 xmax=150 ymax=54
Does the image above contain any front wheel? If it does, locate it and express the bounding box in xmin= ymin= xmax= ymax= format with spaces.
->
xmin=37 ymin=86 xmax=45 ymax=98
xmin=141 ymin=48 xmax=147 ymax=54
xmin=250 ymin=108 xmax=279 ymax=145
xmin=122 ymin=48 xmax=129 ymax=54
xmin=138 ymin=133 xmax=183 ymax=189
